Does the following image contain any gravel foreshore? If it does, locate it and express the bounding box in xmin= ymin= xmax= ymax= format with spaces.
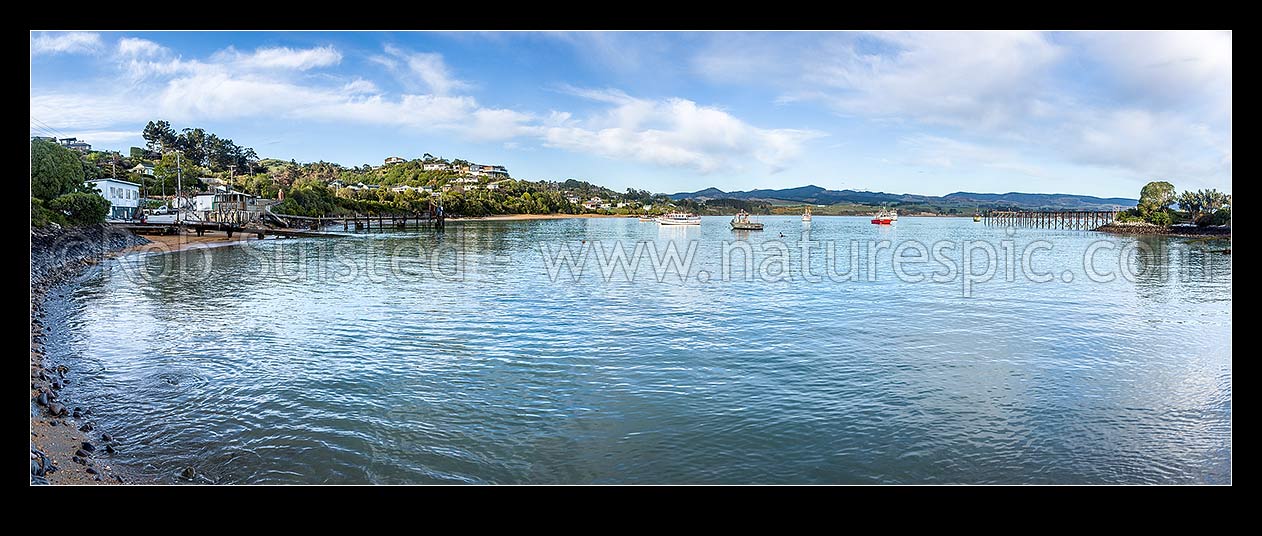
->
xmin=30 ymin=224 xmax=150 ymax=485
xmin=1096 ymin=222 xmax=1232 ymax=238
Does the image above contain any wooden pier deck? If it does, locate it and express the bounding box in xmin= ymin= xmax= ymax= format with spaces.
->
xmin=982 ymin=210 xmax=1120 ymax=231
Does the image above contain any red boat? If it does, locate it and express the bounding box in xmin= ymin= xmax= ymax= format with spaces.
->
xmin=870 ymin=209 xmax=898 ymax=225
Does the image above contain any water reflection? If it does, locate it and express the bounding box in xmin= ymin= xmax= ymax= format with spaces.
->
xmin=50 ymin=217 xmax=1230 ymax=484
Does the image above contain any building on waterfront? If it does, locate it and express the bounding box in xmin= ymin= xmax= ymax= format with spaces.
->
xmin=191 ymin=188 xmax=264 ymax=224
xmin=130 ymin=163 xmax=155 ymax=176
xmin=384 ymin=156 xmax=406 ymax=166
xmin=453 ymin=176 xmax=480 ymax=184
xmin=85 ymin=178 xmax=140 ymax=220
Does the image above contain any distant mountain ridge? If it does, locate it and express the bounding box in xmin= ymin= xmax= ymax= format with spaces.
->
xmin=668 ymin=185 xmax=1137 ymax=210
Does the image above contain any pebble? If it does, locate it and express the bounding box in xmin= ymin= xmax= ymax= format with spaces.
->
xmin=79 ymin=422 xmax=94 ymax=432
xmin=75 ymin=448 xmax=90 ymax=458
xmin=48 ymin=402 xmax=66 ymax=416
xmin=94 ymin=475 xmax=103 ymax=482
xmin=114 ymin=475 xmax=124 ymax=483
xmin=181 ymin=466 xmax=196 ymax=480
xmin=36 ymin=391 xmax=49 ymax=406
xmin=72 ymin=456 xmax=83 ymax=465
xmin=86 ymin=467 xmax=98 ymax=475
xmin=101 ymin=433 xmax=113 ymax=442
xmin=81 ymin=442 xmax=96 ymax=452
xmin=105 ymin=445 xmax=117 ymax=454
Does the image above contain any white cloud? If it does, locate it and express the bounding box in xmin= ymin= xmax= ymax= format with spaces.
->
xmin=543 ymin=91 xmax=823 ymax=173
xmin=31 ymin=32 xmax=101 ymax=56
xmin=693 ymin=31 xmax=1231 ymax=189
xmin=1069 ymin=31 xmax=1231 ymax=115
xmin=117 ymin=37 xmax=166 ymax=58
xmin=378 ymin=45 xmax=469 ymax=95
xmin=212 ymin=45 xmax=343 ymax=71
xmin=32 ymin=40 xmax=821 ymax=176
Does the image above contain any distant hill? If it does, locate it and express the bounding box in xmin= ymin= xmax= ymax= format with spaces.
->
xmin=669 ymin=185 xmax=1137 ymax=211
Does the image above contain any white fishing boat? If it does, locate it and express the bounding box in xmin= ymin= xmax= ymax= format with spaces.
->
xmin=802 ymin=207 xmax=812 ymax=222
xmin=656 ymin=212 xmax=701 ymax=226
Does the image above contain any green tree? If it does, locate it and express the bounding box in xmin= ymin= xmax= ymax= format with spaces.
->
xmin=142 ymin=120 xmax=177 ymax=154
xmin=1177 ymin=190 xmax=1203 ymax=222
xmin=47 ymin=191 xmax=110 ymax=226
xmin=1138 ymin=181 xmax=1176 ymax=215
xmin=31 ymin=139 xmax=85 ymax=200
xmin=176 ymin=127 xmax=208 ymax=166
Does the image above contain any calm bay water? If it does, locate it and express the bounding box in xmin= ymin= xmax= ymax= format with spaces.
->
xmin=46 ymin=216 xmax=1231 ymax=484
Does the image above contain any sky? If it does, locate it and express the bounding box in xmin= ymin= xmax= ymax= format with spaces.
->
xmin=30 ymin=31 xmax=1231 ymax=199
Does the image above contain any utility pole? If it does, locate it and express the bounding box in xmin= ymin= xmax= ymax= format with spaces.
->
xmin=176 ymin=151 xmax=183 ymax=224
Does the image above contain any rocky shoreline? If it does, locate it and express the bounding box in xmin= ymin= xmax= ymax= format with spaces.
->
xmin=30 ymin=224 xmax=150 ymax=485
xmin=1096 ymin=221 xmax=1232 ymax=238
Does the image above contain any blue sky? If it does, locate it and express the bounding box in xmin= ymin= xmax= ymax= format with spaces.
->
xmin=30 ymin=31 xmax=1230 ymax=198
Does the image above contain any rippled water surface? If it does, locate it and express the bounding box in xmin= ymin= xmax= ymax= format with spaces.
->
xmin=46 ymin=216 xmax=1231 ymax=483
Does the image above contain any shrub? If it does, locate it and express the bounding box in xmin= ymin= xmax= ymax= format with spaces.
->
xmin=1209 ymin=207 xmax=1231 ymax=226
xmin=1115 ymin=208 xmax=1143 ymax=223
xmin=1145 ymin=210 xmax=1172 ymax=226
xmin=31 ymin=197 xmax=67 ymax=228
xmin=47 ymin=192 xmax=110 ymax=226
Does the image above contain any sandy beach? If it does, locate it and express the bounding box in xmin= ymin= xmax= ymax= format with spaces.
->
xmin=123 ymin=230 xmax=261 ymax=254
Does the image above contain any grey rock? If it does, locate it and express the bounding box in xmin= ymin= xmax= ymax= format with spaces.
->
xmin=180 ymin=466 xmax=196 ymax=480
xmin=86 ymin=467 xmax=98 ymax=475
xmin=36 ymin=391 xmax=49 ymax=406
xmin=75 ymin=449 xmax=90 ymax=458
xmin=48 ymin=402 xmax=66 ymax=416
xmin=101 ymin=433 xmax=113 ymax=442
xmin=105 ymin=445 xmax=117 ymax=455
xmin=81 ymin=441 xmax=95 ymax=452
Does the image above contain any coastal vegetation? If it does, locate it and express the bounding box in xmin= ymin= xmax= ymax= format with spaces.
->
xmin=32 ymin=121 xmax=1232 ymax=223
xmin=30 ymin=140 xmax=109 ymax=228
xmin=1115 ymin=180 xmax=1231 ymax=227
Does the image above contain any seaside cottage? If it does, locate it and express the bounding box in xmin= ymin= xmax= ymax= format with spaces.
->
xmin=85 ymin=178 xmax=140 ymax=220
xmin=129 ymin=163 xmax=155 ymax=176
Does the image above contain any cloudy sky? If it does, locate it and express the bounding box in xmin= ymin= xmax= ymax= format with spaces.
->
xmin=30 ymin=31 xmax=1230 ymax=198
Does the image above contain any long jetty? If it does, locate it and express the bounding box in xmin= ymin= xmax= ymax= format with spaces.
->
xmin=269 ymin=210 xmax=445 ymax=231
xmin=982 ymin=210 xmax=1119 ymax=230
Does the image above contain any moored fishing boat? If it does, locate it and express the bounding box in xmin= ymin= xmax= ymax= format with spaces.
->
xmin=656 ymin=212 xmax=701 ymax=225
xmin=730 ymin=210 xmax=764 ymax=230
xmin=871 ymin=208 xmax=897 ymax=225
xmin=802 ymin=207 xmax=812 ymax=222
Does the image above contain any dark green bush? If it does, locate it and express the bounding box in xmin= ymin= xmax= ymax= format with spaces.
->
xmin=31 ymin=197 xmax=67 ymax=228
xmin=47 ymin=192 xmax=110 ymax=226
